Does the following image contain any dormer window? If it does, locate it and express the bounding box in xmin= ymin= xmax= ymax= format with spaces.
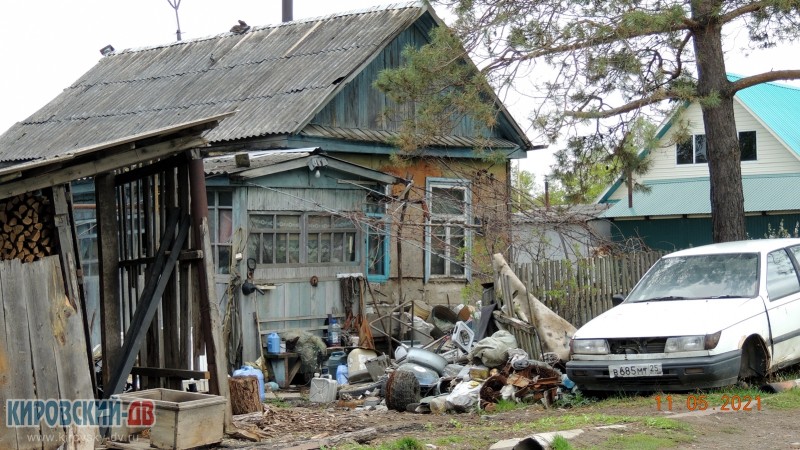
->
xmin=676 ymin=131 xmax=757 ymax=165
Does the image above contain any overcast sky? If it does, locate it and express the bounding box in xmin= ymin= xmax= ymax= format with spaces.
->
xmin=1 ymin=1 xmax=798 ymax=184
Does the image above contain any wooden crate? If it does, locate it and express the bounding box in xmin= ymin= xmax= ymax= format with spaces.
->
xmin=112 ymin=388 xmax=227 ymax=449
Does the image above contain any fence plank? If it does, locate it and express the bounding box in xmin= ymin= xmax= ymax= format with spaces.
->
xmin=511 ymin=251 xmax=665 ymax=327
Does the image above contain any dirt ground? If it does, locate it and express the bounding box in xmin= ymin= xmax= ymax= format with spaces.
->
xmin=217 ymin=387 xmax=800 ymax=450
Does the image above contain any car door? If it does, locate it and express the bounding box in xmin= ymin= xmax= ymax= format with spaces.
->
xmin=764 ymin=247 xmax=800 ymax=368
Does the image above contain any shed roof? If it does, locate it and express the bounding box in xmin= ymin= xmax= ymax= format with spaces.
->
xmin=0 ymin=1 xmax=532 ymax=163
xmin=602 ymin=174 xmax=800 ymax=218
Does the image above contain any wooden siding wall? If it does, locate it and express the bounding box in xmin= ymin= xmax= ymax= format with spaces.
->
xmin=609 ymin=101 xmax=800 ymax=202
xmin=610 ymin=213 xmax=800 ymax=251
xmin=232 ymin=184 xmax=368 ymax=362
xmin=511 ymin=251 xmax=664 ymax=327
xmin=311 ymin=23 xmax=504 ymax=139
xmin=0 ymin=256 xmax=96 ymax=449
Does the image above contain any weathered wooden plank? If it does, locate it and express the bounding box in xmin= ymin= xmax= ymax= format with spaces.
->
xmin=1 ymin=259 xmax=40 ymax=449
xmin=96 ymin=173 xmax=122 ymax=388
xmin=25 ymin=258 xmax=67 ymax=447
xmin=0 ymin=260 xmax=19 ymax=450
xmin=45 ymin=256 xmax=98 ymax=448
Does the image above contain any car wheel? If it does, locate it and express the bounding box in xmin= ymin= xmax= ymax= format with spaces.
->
xmin=738 ymin=336 xmax=768 ymax=384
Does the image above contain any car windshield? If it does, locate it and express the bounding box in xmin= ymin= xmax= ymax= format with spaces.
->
xmin=627 ymin=253 xmax=759 ymax=302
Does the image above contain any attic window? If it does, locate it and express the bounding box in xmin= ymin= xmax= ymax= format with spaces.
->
xmin=676 ymin=131 xmax=757 ymax=165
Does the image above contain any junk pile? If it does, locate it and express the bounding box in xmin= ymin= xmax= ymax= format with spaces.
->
xmin=307 ymin=253 xmax=578 ymax=414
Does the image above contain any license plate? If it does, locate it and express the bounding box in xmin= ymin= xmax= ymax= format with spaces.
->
xmin=608 ymin=363 xmax=663 ymax=378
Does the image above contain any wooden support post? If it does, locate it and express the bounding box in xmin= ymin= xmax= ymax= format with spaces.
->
xmin=103 ymin=211 xmax=189 ymax=399
xmin=188 ymin=150 xmax=232 ymax=430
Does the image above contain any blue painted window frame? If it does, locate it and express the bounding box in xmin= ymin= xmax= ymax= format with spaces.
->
xmin=365 ymin=213 xmax=391 ymax=282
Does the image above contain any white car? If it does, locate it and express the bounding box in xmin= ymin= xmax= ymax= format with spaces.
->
xmin=566 ymin=239 xmax=800 ymax=392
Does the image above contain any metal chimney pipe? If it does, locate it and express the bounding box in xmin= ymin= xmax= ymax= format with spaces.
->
xmin=282 ymin=0 xmax=293 ymax=22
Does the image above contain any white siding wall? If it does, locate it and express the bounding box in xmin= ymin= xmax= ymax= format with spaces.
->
xmin=607 ymin=101 xmax=800 ymax=201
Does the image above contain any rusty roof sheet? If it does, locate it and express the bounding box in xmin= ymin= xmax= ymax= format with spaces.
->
xmin=0 ymin=2 xmax=426 ymax=162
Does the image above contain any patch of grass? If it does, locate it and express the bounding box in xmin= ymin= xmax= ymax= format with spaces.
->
xmin=336 ymin=437 xmax=425 ymax=450
xmin=551 ymin=435 xmax=575 ymax=450
xmin=590 ymin=393 xmax=653 ymax=409
xmin=492 ymin=399 xmax=526 ymax=413
xmin=448 ymin=418 xmax=464 ymax=429
xmin=434 ymin=435 xmax=464 ymax=446
xmin=640 ymin=417 xmax=690 ymax=431
xmin=554 ymin=391 xmax=596 ymax=408
xmin=511 ymin=413 xmax=688 ymax=434
xmin=762 ymin=387 xmax=800 ymax=409
xmin=597 ymin=433 xmax=683 ymax=450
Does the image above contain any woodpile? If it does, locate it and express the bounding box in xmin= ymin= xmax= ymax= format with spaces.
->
xmin=0 ymin=192 xmax=57 ymax=263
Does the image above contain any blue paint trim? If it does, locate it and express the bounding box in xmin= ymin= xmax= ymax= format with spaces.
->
xmin=365 ymin=213 xmax=391 ymax=283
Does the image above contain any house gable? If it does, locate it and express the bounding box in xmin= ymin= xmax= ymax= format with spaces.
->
xmin=601 ymin=80 xmax=800 ymax=206
xmin=306 ymin=12 xmax=530 ymax=158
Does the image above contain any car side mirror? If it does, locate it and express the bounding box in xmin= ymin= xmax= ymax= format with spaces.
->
xmin=611 ymin=294 xmax=625 ymax=307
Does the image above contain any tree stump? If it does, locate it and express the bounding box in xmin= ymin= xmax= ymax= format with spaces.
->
xmin=229 ymin=376 xmax=262 ymax=415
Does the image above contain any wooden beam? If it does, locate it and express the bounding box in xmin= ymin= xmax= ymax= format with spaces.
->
xmin=103 ymin=211 xmax=189 ymax=399
xmin=0 ymin=136 xmax=206 ymax=200
xmin=117 ymin=250 xmax=203 ymax=267
xmin=130 ymin=366 xmax=210 ymax=380
xmin=95 ymin=174 xmax=122 ymax=389
xmin=189 ymin=152 xmax=232 ymax=429
xmin=114 ymin=153 xmax=186 ymax=187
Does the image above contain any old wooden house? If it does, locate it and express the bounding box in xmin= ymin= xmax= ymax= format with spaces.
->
xmin=0 ymin=2 xmax=536 ymax=364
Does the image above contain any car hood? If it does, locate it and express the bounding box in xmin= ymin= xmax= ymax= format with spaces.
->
xmin=574 ymin=297 xmax=763 ymax=339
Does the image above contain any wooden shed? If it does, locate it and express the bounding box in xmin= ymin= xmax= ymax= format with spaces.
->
xmin=0 ymin=115 xmax=231 ymax=448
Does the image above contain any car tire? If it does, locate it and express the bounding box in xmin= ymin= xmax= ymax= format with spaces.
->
xmin=738 ymin=336 xmax=768 ymax=384
xmin=385 ymin=369 xmax=420 ymax=412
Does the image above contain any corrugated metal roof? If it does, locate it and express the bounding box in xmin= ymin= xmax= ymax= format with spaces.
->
xmin=602 ymin=174 xmax=800 ymax=218
xmin=300 ymin=124 xmax=519 ymax=148
xmin=731 ymin=75 xmax=800 ymax=156
xmin=0 ymin=2 xmax=426 ymax=162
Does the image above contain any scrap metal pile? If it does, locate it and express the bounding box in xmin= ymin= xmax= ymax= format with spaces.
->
xmin=311 ymin=253 xmax=579 ymax=414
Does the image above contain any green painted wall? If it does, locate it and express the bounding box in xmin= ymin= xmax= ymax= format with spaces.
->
xmin=610 ymin=214 xmax=800 ymax=251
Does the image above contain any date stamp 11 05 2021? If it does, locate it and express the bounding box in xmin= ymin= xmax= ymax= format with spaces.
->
xmin=655 ymin=394 xmax=762 ymax=412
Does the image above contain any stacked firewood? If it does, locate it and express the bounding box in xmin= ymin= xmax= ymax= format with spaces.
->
xmin=0 ymin=192 xmax=57 ymax=263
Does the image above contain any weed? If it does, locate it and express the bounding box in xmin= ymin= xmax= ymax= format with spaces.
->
xmin=600 ymin=433 xmax=683 ymax=450
xmin=554 ymin=391 xmax=595 ymax=408
xmin=448 ymin=418 xmax=464 ymax=429
xmin=550 ymin=435 xmax=574 ymax=450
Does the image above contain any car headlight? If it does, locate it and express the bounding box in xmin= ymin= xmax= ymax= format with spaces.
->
xmin=571 ymin=339 xmax=609 ymax=355
xmin=665 ymin=332 xmax=721 ymax=352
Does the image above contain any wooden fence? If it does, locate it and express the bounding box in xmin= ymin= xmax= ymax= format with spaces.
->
xmin=511 ymin=251 xmax=665 ymax=328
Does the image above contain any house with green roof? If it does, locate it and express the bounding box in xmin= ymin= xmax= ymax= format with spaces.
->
xmin=597 ymin=75 xmax=800 ymax=251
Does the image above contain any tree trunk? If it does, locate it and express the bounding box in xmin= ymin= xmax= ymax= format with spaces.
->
xmin=230 ymin=376 xmax=263 ymax=415
xmin=692 ymin=1 xmax=747 ymax=242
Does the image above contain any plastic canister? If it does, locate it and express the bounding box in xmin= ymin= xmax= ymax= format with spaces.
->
xmin=327 ymin=351 xmax=347 ymax=376
xmin=309 ymin=374 xmax=338 ymax=403
xmin=336 ymin=364 xmax=349 ymax=385
xmin=267 ymin=332 xmax=280 ymax=354
xmin=232 ymin=365 xmax=265 ymax=402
